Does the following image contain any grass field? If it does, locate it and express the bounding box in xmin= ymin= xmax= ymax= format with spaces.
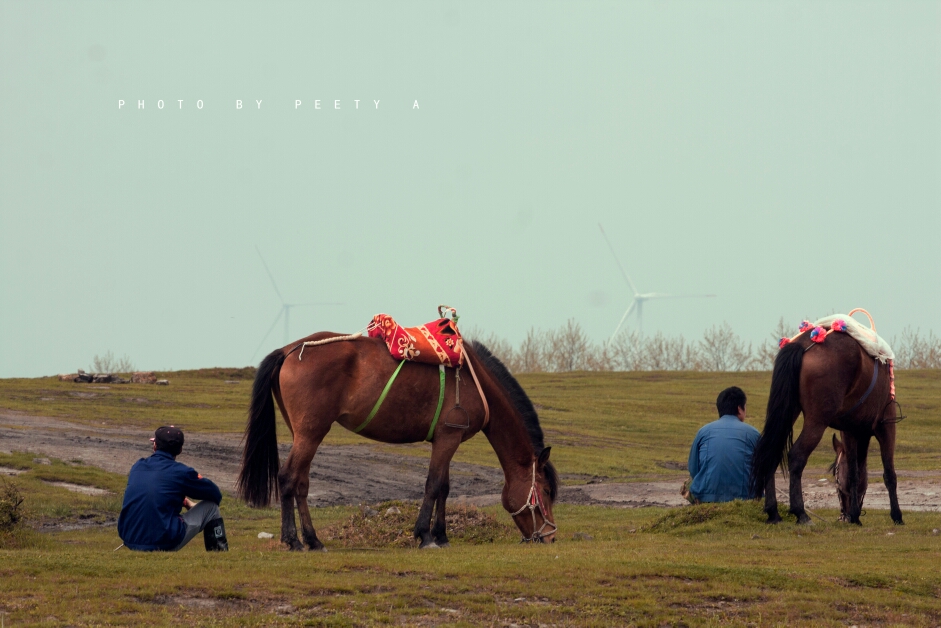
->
xmin=1 ymin=369 xmax=940 ymax=625
xmin=3 ymin=368 xmax=940 ymax=480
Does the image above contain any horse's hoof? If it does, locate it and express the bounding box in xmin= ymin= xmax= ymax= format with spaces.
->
xmin=796 ymin=515 xmax=813 ymax=525
xmin=894 ymin=519 xmax=905 ymax=526
xmin=766 ymin=515 xmax=782 ymax=525
xmin=419 ymin=542 xmax=440 ymax=550
xmin=436 ymin=542 xmax=450 ymax=549
xmin=284 ymin=541 xmax=304 ymax=552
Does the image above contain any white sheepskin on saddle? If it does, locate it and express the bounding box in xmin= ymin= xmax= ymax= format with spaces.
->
xmin=814 ymin=314 xmax=895 ymax=363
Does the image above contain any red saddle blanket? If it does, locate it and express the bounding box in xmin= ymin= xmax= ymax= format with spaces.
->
xmin=367 ymin=313 xmax=464 ymax=367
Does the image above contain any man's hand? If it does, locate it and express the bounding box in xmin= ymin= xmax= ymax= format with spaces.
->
xmin=183 ymin=497 xmax=196 ymax=510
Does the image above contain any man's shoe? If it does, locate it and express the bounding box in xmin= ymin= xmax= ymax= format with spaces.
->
xmin=203 ymin=518 xmax=229 ymax=552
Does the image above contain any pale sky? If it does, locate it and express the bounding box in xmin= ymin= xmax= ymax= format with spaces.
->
xmin=1 ymin=1 xmax=939 ymax=377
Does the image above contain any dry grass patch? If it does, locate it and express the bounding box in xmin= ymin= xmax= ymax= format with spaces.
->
xmin=322 ymin=500 xmax=515 ymax=548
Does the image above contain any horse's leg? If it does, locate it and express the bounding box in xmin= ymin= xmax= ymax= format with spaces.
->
xmin=786 ymin=418 xmax=828 ymax=525
xmin=875 ymin=418 xmax=904 ymax=525
xmin=271 ymin=383 xmax=305 ymax=551
xmin=414 ymin=433 xmax=462 ymax=549
xmin=430 ymin=481 xmax=451 ymax=548
xmin=854 ymin=433 xmax=872 ymax=518
xmin=431 ymin=454 xmax=457 ymax=548
xmin=840 ymin=431 xmax=865 ymax=525
xmin=292 ymin=433 xmax=332 ymax=551
xmin=763 ymin=473 xmax=782 ymax=524
xmin=277 ymin=435 xmax=326 ymax=551
xmin=277 ymin=453 xmax=304 ymax=551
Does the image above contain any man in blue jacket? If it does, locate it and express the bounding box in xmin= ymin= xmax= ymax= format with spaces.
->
xmin=684 ymin=387 xmax=760 ymax=504
xmin=118 ymin=426 xmax=229 ymax=551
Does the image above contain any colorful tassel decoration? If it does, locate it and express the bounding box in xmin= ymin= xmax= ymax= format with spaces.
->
xmin=810 ymin=326 xmax=827 ymax=343
xmin=778 ymin=337 xmax=791 ymax=349
xmin=799 ymin=320 xmax=813 ymax=333
xmin=831 ymin=319 xmax=847 ymax=332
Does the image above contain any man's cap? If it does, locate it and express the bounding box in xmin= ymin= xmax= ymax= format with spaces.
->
xmin=151 ymin=425 xmax=184 ymax=450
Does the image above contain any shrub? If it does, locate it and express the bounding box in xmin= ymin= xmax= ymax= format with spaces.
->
xmin=893 ymin=327 xmax=941 ymax=369
xmin=472 ymin=317 xmax=941 ymax=373
xmin=89 ymin=351 xmax=135 ymax=374
xmin=0 ymin=478 xmax=25 ymax=530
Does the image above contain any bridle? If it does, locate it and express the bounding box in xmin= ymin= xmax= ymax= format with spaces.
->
xmin=834 ymin=451 xmax=847 ymax=522
xmin=833 ymin=451 xmax=866 ymax=522
xmin=510 ymin=462 xmax=557 ymax=543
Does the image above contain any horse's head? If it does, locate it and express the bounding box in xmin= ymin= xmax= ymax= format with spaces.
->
xmin=504 ymin=447 xmax=558 ymax=543
xmin=830 ymin=434 xmax=850 ymax=521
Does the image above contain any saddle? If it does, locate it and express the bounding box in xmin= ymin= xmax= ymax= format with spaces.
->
xmin=779 ymin=308 xmax=894 ymax=362
xmin=296 ymin=305 xmax=488 ymax=440
xmin=779 ymin=308 xmax=896 ymax=399
xmin=367 ymin=306 xmax=464 ymax=367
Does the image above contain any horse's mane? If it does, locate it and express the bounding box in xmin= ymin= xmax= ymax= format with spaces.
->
xmin=470 ymin=340 xmax=559 ymax=500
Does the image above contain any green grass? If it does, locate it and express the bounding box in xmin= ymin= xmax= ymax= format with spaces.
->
xmin=0 ymin=367 xmax=256 ymax=432
xmin=2 ymin=466 xmax=941 ymax=626
xmin=1 ymin=370 xmax=940 ymax=625
xmin=0 ymin=452 xmax=124 ymax=527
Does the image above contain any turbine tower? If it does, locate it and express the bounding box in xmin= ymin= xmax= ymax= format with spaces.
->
xmin=598 ymin=224 xmax=716 ymax=343
xmin=252 ymin=247 xmax=342 ymax=361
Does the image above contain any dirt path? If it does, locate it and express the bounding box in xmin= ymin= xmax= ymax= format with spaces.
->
xmin=2 ymin=409 xmax=940 ymax=513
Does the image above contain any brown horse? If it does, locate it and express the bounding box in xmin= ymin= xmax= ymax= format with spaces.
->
xmin=237 ymin=335 xmax=558 ymax=549
xmin=750 ymin=331 xmax=902 ymax=525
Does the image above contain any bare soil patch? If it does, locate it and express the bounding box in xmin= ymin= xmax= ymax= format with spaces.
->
xmin=3 ymin=409 xmax=940 ymax=512
xmin=43 ymin=481 xmax=112 ymax=496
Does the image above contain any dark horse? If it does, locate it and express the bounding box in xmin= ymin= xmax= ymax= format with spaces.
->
xmin=237 ymin=334 xmax=558 ymax=549
xmin=750 ymin=331 xmax=902 ymax=525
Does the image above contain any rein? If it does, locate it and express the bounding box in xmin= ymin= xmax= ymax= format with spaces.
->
xmin=831 ymin=451 xmax=866 ymax=522
xmin=510 ymin=462 xmax=557 ymax=543
xmin=834 ymin=451 xmax=847 ymax=521
xmin=803 ymin=351 xmax=883 ymax=425
xmin=463 ymin=348 xmax=490 ymax=429
xmin=846 ymin=359 xmax=880 ymax=416
xmin=354 ymin=360 xmax=406 ymax=434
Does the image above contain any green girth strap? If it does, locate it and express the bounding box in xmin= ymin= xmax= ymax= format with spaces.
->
xmin=354 ymin=360 xmax=406 ymax=434
xmin=426 ymin=365 xmax=446 ymax=442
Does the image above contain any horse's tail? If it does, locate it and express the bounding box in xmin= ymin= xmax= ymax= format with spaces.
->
xmin=237 ymin=348 xmax=286 ymax=507
xmin=750 ymin=341 xmax=804 ymax=497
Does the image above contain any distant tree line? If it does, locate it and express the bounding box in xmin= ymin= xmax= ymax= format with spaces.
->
xmin=470 ymin=319 xmax=941 ymax=373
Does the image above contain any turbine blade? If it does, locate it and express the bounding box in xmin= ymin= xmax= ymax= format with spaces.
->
xmin=609 ymin=300 xmax=637 ymax=345
xmin=255 ymin=247 xmax=285 ymax=305
xmin=251 ymin=309 xmax=284 ymax=362
xmin=598 ymin=224 xmax=639 ymax=296
xmin=642 ymin=293 xmax=717 ymax=300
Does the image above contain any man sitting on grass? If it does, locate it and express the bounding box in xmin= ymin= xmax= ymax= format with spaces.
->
xmin=118 ymin=425 xmax=229 ymax=551
xmin=683 ymin=386 xmax=760 ymax=504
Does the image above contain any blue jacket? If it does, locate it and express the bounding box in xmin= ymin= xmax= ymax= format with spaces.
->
xmin=688 ymin=415 xmax=760 ymax=503
xmin=118 ymin=450 xmax=222 ymax=551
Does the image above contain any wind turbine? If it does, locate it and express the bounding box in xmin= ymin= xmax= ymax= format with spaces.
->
xmin=251 ymin=248 xmax=342 ymax=361
xmin=598 ymin=224 xmax=716 ymax=343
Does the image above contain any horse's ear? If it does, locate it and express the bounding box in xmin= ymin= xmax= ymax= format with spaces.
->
xmin=831 ymin=433 xmax=843 ymax=453
xmin=538 ymin=447 xmax=551 ymax=467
